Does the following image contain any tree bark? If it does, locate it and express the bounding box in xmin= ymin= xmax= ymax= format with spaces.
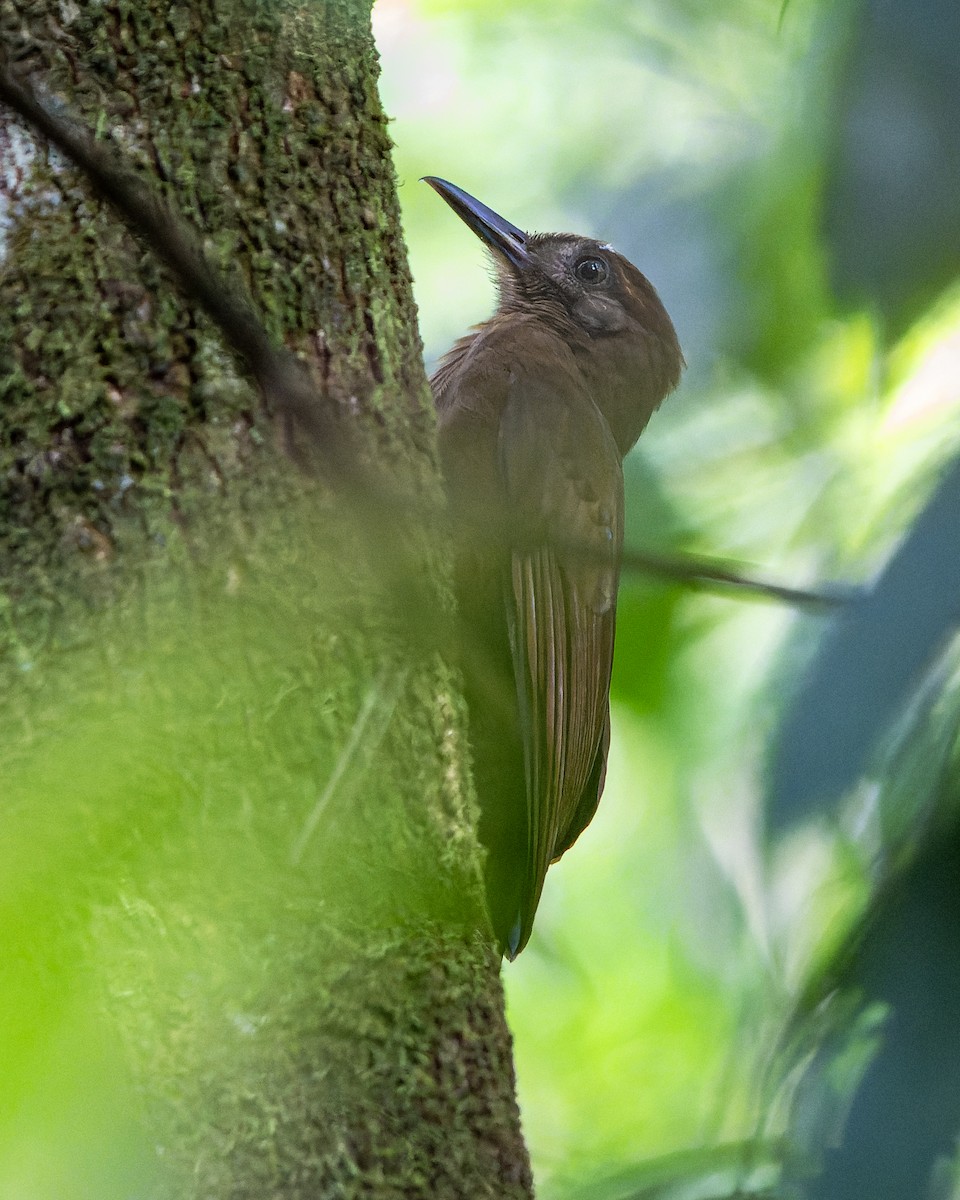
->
xmin=0 ymin=2 xmax=533 ymax=1196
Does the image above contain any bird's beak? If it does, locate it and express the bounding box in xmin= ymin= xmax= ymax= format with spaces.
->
xmin=422 ymin=177 xmax=531 ymax=269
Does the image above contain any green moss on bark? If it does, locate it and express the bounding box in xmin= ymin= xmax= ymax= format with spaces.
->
xmin=0 ymin=0 xmax=436 ymax=636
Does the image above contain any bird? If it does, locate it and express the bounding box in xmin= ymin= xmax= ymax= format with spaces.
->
xmin=424 ymin=177 xmax=683 ymax=958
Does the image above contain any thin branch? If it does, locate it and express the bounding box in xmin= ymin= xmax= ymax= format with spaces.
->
xmin=0 ymin=59 xmax=853 ymax=619
xmin=620 ymin=547 xmax=859 ymax=610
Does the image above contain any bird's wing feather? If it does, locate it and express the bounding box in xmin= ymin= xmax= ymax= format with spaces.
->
xmin=498 ymin=364 xmax=623 ymax=950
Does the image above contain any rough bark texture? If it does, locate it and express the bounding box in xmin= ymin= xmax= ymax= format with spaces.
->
xmin=0 ymin=1 xmax=534 ymax=1196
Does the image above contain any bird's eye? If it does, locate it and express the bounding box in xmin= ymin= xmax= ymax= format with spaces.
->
xmin=574 ymin=256 xmax=609 ymax=285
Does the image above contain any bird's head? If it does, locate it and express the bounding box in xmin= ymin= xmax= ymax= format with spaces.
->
xmin=422 ymin=176 xmax=680 ymax=357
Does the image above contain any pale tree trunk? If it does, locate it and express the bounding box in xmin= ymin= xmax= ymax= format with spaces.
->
xmin=0 ymin=2 xmax=533 ymax=1196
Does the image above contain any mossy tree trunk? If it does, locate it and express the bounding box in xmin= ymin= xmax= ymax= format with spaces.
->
xmin=0 ymin=2 xmax=533 ymax=1196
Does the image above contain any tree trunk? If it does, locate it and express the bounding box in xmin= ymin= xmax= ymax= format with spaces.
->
xmin=0 ymin=2 xmax=533 ymax=1196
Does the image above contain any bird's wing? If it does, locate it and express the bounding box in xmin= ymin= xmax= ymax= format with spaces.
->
xmin=498 ymin=364 xmax=624 ymax=953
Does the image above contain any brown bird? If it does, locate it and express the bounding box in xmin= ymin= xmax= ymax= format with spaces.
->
xmin=425 ymin=177 xmax=683 ymax=958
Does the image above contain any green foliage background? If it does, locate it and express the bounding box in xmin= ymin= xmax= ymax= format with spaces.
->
xmin=379 ymin=0 xmax=960 ymax=1193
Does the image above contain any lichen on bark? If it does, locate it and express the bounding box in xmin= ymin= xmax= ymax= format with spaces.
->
xmin=0 ymin=0 xmax=435 ymax=632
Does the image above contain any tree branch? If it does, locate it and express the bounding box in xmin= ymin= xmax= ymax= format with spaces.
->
xmin=0 ymin=58 xmax=854 ymax=617
xmin=620 ymin=547 xmax=858 ymax=609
